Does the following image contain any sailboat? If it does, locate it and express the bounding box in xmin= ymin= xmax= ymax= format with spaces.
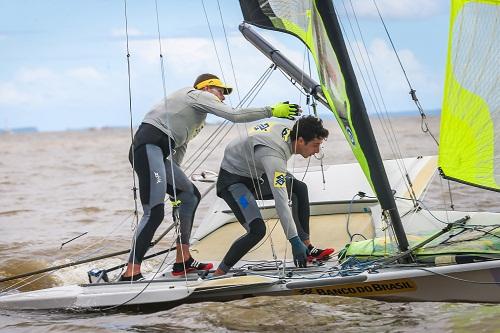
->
xmin=1 ymin=0 xmax=499 ymax=310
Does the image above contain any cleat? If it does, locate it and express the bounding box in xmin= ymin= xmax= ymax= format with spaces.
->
xmin=172 ymin=257 xmax=213 ymax=276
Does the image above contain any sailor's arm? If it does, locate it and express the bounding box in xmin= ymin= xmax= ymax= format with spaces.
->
xmin=257 ymin=148 xmax=298 ymax=240
xmin=189 ymin=90 xmax=272 ymax=122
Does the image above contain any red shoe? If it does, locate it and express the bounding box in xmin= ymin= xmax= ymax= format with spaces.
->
xmin=307 ymin=246 xmax=334 ymax=262
xmin=172 ymin=257 xmax=213 ymax=276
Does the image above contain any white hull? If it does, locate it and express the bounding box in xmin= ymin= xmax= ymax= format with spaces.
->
xmin=1 ymin=259 xmax=499 ymax=310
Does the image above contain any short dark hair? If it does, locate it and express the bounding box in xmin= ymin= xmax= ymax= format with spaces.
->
xmin=290 ymin=115 xmax=329 ymax=143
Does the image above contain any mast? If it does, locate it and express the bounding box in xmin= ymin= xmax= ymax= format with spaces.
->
xmin=240 ymin=2 xmax=410 ymax=254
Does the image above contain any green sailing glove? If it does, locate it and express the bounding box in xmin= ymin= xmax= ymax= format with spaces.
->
xmin=271 ymin=102 xmax=300 ymax=120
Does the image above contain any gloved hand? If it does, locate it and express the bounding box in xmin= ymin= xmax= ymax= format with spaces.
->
xmin=272 ymin=102 xmax=301 ymax=120
xmin=289 ymin=236 xmax=308 ymax=268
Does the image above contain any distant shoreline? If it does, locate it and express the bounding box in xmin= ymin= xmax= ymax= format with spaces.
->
xmin=1 ymin=110 xmax=440 ymax=134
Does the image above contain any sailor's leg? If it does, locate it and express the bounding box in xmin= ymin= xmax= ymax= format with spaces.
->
xmin=285 ymin=176 xmax=334 ymax=260
xmin=164 ymin=159 xmax=201 ymax=261
xmin=257 ymin=174 xmax=310 ymax=241
xmin=127 ymin=144 xmax=167 ymax=270
xmin=163 ymin=161 xmax=212 ymax=275
xmin=288 ymin=176 xmax=310 ymax=242
xmin=216 ymin=182 xmax=266 ymax=274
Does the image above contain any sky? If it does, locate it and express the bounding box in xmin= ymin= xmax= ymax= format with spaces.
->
xmin=0 ymin=0 xmax=450 ymax=132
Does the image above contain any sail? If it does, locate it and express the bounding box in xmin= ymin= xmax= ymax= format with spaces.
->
xmin=239 ymin=0 xmax=375 ymax=192
xmin=439 ymin=0 xmax=500 ymax=191
xmin=240 ymin=0 xmax=411 ymax=253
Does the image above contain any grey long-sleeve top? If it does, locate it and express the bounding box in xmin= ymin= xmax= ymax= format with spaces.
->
xmin=142 ymin=87 xmax=272 ymax=164
xmin=221 ymin=121 xmax=298 ymax=239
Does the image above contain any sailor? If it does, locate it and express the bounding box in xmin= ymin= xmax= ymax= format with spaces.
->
xmin=213 ymin=115 xmax=334 ymax=276
xmin=121 ymin=73 xmax=301 ymax=281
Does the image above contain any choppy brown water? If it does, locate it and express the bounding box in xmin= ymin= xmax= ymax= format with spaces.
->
xmin=1 ymin=117 xmax=500 ymax=332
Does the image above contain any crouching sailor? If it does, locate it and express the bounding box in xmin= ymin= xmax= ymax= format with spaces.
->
xmin=121 ymin=73 xmax=301 ymax=281
xmin=213 ymin=115 xmax=334 ymax=277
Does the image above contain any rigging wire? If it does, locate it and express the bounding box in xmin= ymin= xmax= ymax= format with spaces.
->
xmin=182 ymin=0 xmax=271 ymax=180
xmin=184 ymin=65 xmax=274 ymax=175
xmin=122 ymin=0 xmax=141 ymax=276
xmin=123 ymin=0 xmax=140 ymax=230
xmin=216 ymin=0 xmax=241 ymax=102
xmin=334 ymin=2 xmax=410 ymax=248
xmin=371 ymin=0 xmax=439 ymax=146
xmin=152 ymin=0 xmax=191 ymax=286
xmin=338 ymin=0 xmax=418 ymax=205
xmin=200 ymin=0 xmax=233 ymax=107
xmin=183 ymin=64 xmax=276 ymax=178
xmin=345 ymin=0 xmax=412 ymax=180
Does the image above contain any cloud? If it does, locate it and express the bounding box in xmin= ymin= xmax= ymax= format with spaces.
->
xmin=111 ymin=27 xmax=144 ymax=38
xmin=130 ymin=37 xmax=213 ymax=66
xmin=0 ymin=68 xmax=58 ymax=107
xmin=349 ymin=0 xmax=444 ymax=19
xmin=16 ymin=67 xmax=58 ymax=82
xmin=349 ymin=38 xmax=441 ymax=111
xmin=67 ymin=67 xmax=105 ymax=81
xmin=0 ymin=82 xmax=34 ymax=105
xmin=0 ymin=66 xmax=107 ymax=108
xmin=127 ymin=32 xmax=305 ymax=95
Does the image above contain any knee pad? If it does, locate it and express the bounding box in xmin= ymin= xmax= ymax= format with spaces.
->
xmin=249 ymin=218 xmax=266 ymax=240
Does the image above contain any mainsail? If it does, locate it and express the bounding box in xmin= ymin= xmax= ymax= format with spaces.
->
xmin=240 ymin=0 xmax=371 ymax=189
xmin=239 ymin=0 xmax=410 ymax=252
xmin=439 ymin=0 xmax=500 ymax=192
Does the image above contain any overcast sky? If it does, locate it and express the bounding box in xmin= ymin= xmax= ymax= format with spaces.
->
xmin=0 ymin=0 xmax=450 ymax=131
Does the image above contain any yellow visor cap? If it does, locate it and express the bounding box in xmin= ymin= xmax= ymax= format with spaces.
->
xmin=195 ymin=78 xmax=233 ymax=95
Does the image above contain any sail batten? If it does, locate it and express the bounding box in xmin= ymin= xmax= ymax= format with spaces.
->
xmin=439 ymin=0 xmax=500 ymax=192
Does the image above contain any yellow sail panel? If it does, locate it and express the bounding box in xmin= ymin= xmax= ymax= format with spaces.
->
xmin=439 ymin=0 xmax=500 ymax=191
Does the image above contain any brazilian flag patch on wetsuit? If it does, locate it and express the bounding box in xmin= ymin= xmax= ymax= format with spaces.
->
xmin=273 ymin=172 xmax=286 ymax=188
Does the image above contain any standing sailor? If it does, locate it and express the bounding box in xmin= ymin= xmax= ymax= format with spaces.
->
xmin=121 ymin=73 xmax=300 ymax=281
xmin=213 ymin=115 xmax=333 ymax=276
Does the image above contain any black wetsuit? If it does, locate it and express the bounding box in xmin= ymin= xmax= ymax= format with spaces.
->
xmin=128 ymin=123 xmax=201 ymax=264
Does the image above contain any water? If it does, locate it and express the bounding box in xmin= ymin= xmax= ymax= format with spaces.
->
xmin=1 ymin=117 xmax=499 ymax=332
